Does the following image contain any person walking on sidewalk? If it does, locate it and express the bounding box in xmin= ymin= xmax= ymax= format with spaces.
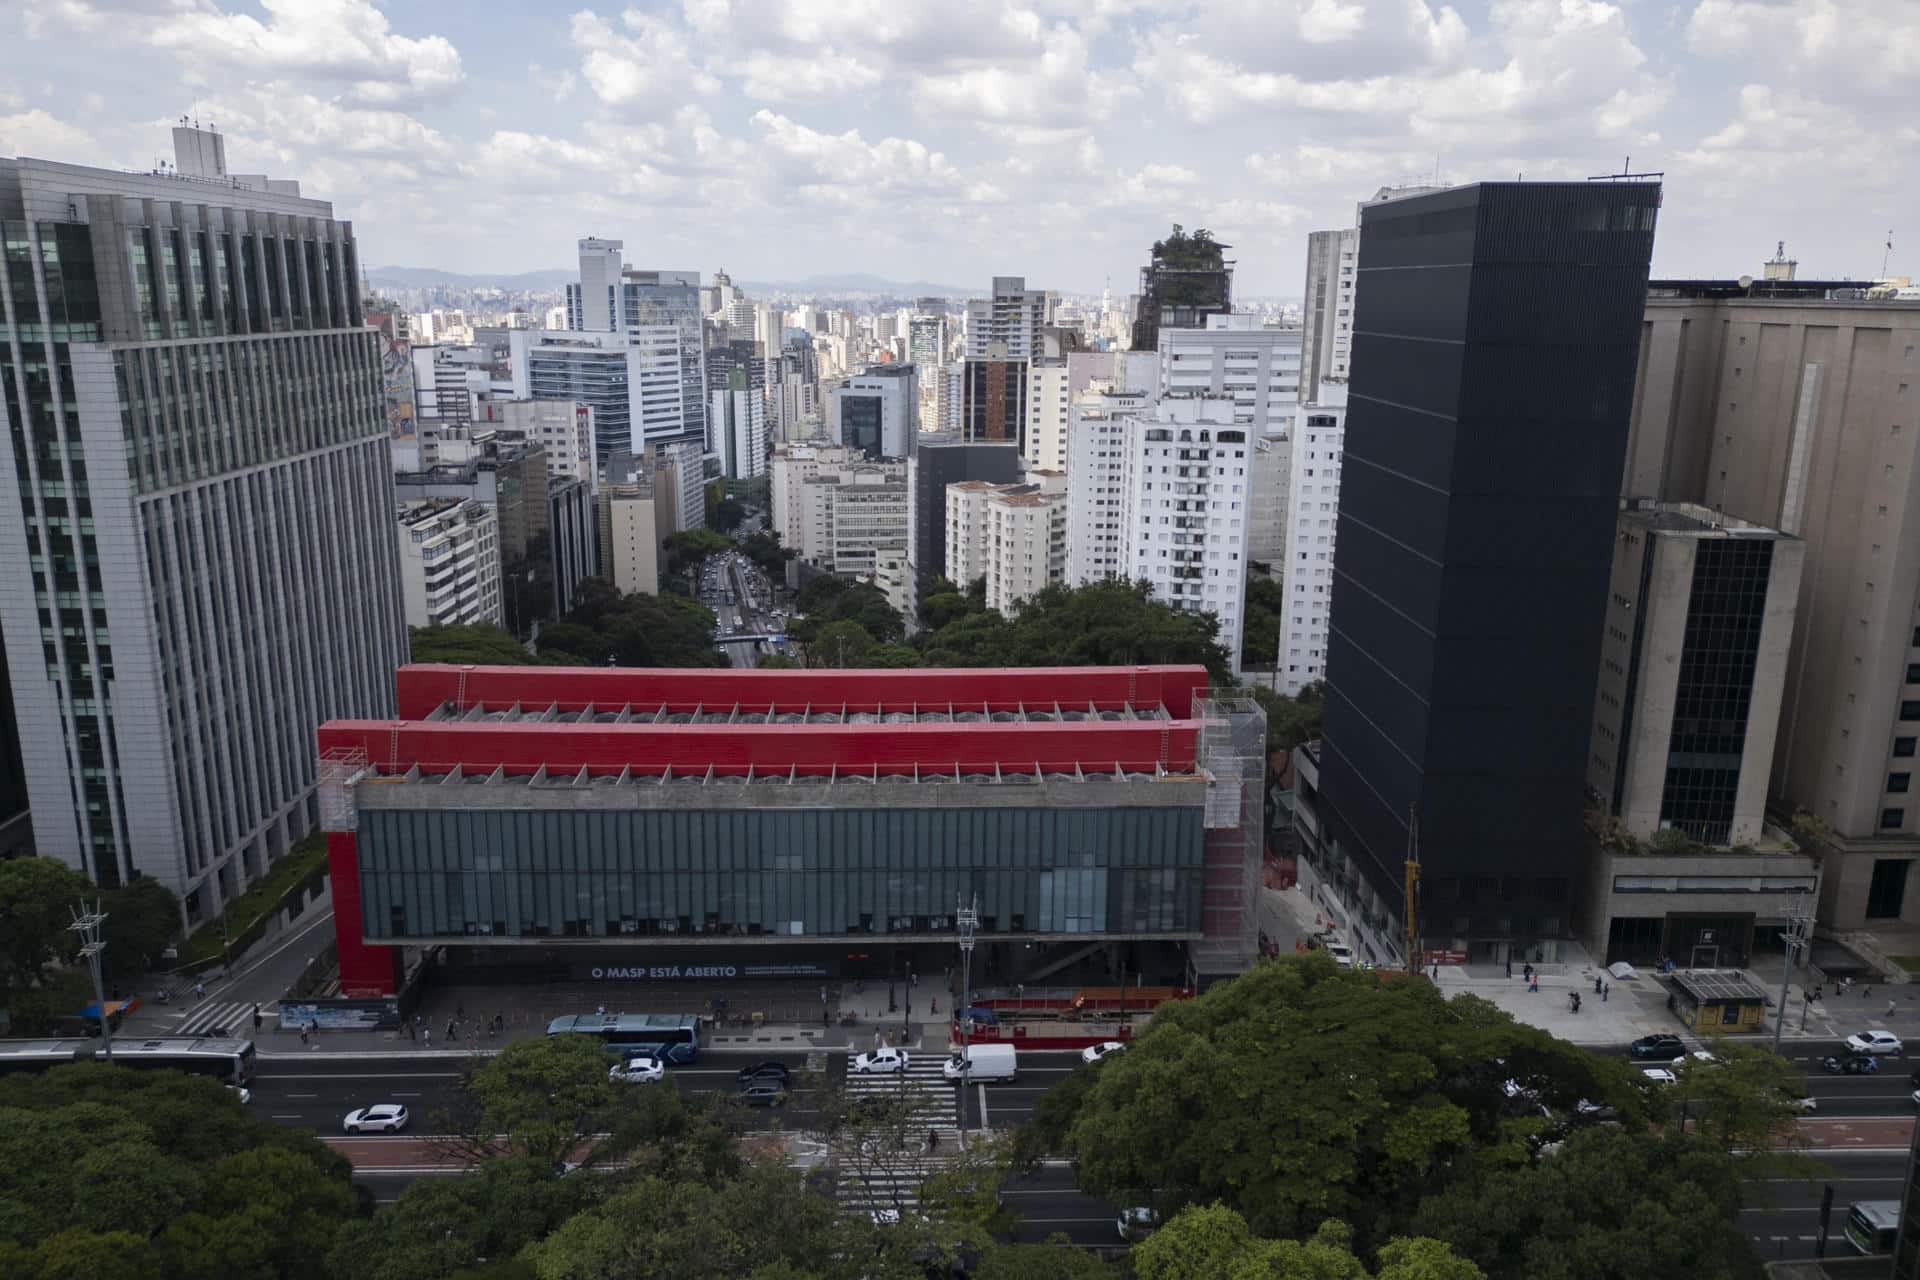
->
xmin=1601 ymin=981 xmax=1609 ymax=1002
xmin=1528 ymin=973 xmax=1538 ymax=993
xmin=1889 ymin=999 xmax=1898 ymax=1018
xmin=423 ymin=1028 xmax=432 ymax=1048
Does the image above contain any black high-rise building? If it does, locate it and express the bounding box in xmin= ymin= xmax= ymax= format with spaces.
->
xmin=1315 ymin=181 xmax=1661 ymax=964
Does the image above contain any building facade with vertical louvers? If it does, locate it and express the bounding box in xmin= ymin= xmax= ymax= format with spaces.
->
xmin=0 ymin=126 xmax=404 ymax=920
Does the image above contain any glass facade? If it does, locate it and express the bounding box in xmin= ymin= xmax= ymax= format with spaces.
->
xmin=1659 ymin=537 xmax=1774 ymax=843
xmin=622 ymin=275 xmax=706 ymax=447
xmin=354 ymin=803 xmax=1205 ymax=942
xmin=842 ymin=393 xmax=882 ymax=459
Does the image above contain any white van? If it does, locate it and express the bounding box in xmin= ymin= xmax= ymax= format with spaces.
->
xmin=1323 ymin=941 xmax=1356 ymax=969
xmin=943 ymin=1043 xmax=1018 ymax=1082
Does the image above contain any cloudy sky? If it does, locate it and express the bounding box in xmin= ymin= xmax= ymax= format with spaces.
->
xmin=1 ymin=0 xmax=1912 ymax=296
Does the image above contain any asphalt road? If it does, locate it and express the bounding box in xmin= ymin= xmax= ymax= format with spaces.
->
xmin=261 ymin=1042 xmax=1917 ymax=1260
xmin=705 ymin=551 xmax=780 ymax=668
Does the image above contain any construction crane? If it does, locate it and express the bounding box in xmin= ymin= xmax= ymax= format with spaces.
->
xmin=1404 ymin=803 xmax=1422 ymax=976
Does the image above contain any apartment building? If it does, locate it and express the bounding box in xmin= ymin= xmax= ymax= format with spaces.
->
xmin=397 ymin=499 xmax=503 ymax=629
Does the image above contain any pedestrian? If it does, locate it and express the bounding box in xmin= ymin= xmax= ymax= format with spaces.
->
xmin=1572 ymin=993 xmax=1581 ymax=1014
xmin=926 ymin=1128 xmax=938 ymax=1154
xmin=1567 ymin=992 xmax=1576 ymax=1014
xmin=423 ymin=1028 xmax=432 ymax=1047
xmin=1529 ymin=974 xmax=1538 ymax=993
xmin=1523 ymin=963 xmax=1533 ymax=983
xmin=1890 ymin=999 xmax=1898 ymax=1018
xmin=596 ymin=1005 xmax=606 ymax=1017
xmin=194 ymin=981 xmax=205 ymax=1001
xmin=930 ymin=996 xmax=938 ymax=1015
xmin=1866 ymin=986 xmax=1875 ymax=999
xmin=413 ymin=1014 xmax=422 ymax=1029
xmin=1602 ymin=981 xmax=1609 ymax=1002
xmin=299 ymin=1024 xmax=309 ymax=1044
xmin=910 ymin=970 xmax=918 ymax=989
xmin=1594 ymin=975 xmax=1603 ymax=995
xmin=1430 ymin=963 xmax=1439 ymax=982
xmin=1505 ymin=957 xmax=1512 ymax=979
xmin=309 ymin=1019 xmax=319 ymax=1039
xmin=488 ymin=1018 xmax=497 ymax=1039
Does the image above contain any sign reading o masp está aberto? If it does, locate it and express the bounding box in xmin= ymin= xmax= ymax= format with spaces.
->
xmin=585 ymin=960 xmax=832 ymax=981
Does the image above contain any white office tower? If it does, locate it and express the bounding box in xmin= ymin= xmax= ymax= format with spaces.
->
xmin=1279 ymin=383 xmax=1349 ymax=694
xmin=798 ymin=460 xmax=909 ymax=576
xmin=832 ymin=366 xmax=918 ymax=458
xmin=0 ymin=126 xmax=405 ymax=910
xmin=1064 ymin=381 xmax=1154 ymax=583
xmin=497 ymin=400 xmax=597 ymax=491
xmin=410 ymin=344 xmax=493 ymax=426
xmin=724 ymin=299 xmax=755 ymax=343
xmin=545 ymin=305 xmax=569 ymax=330
xmin=1069 ymin=396 xmax=1252 ymax=672
xmin=1158 ymin=315 xmax=1301 ymax=430
xmin=964 ymin=277 xmax=1054 ymax=359
xmin=1299 ymin=228 xmax=1356 ymax=405
xmin=944 ymin=482 xmax=1000 ymax=588
xmin=710 ymin=378 xmax=767 ymax=480
xmin=1246 ymin=428 xmax=1291 ymax=570
xmin=1025 ymin=358 xmax=1071 ymax=472
xmin=396 ymin=499 xmax=503 ymax=628
xmin=569 ymin=237 xmax=624 ymax=332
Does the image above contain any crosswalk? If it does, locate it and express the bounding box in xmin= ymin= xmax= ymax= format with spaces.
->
xmin=837 ymin=1052 xmax=962 ymax=1221
xmin=164 ymin=999 xmax=262 ymax=1038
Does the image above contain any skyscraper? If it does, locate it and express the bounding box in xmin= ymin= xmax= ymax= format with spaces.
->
xmin=1129 ymin=227 xmax=1233 ymax=352
xmin=1315 ymin=180 xmax=1662 ymax=964
xmin=0 ymin=126 xmax=405 ymax=912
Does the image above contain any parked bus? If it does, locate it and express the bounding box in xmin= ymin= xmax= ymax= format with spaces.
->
xmin=545 ymin=1013 xmax=703 ymax=1063
xmin=0 ymin=1036 xmax=256 ymax=1085
xmin=1845 ymin=1200 xmax=1901 ymax=1255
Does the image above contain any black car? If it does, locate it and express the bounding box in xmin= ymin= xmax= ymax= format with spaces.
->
xmin=1821 ymin=1053 xmax=1880 ymax=1075
xmin=1628 ymin=1034 xmax=1685 ymax=1061
xmin=737 ymin=1061 xmax=791 ymax=1085
xmin=738 ymin=1080 xmax=790 ymax=1107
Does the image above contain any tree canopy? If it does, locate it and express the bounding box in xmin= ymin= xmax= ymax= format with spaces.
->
xmin=791 ymin=576 xmax=905 ymax=647
xmin=1019 ymin=953 xmax=1775 ymax=1278
xmin=537 ymin=579 xmax=724 ymax=668
xmin=1251 ymin=683 xmax=1325 ymax=755
xmin=1135 ymin=1207 xmax=1480 ymax=1280
xmin=916 ymin=579 xmax=1233 ymax=682
xmin=1241 ymin=576 xmax=1283 ymax=669
xmin=0 ymin=1065 xmax=355 ymax=1280
xmin=410 ymin=624 xmax=539 ymax=667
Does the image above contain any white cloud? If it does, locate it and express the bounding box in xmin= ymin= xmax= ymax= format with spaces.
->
xmin=571 ymin=8 xmax=720 ymax=111
xmin=734 ymin=48 xmax=885 ymax=103
xmin=912 ymin=22 xmax=1137 ymax=123
xmin=0 ymin=108 xmax=103 ymax=161
xmin=1686 ymin=0 xmax=1920 ymax=96
xmin=749 ymin=110 xmax=967 ymax=203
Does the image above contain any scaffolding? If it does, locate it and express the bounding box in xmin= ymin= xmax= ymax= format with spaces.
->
xmin=317 ymin=746 xmax=369 ymax=832
xmin=1191 ymin=690 xmax=1265 ymax=977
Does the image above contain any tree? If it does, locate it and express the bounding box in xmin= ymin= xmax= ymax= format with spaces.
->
xmin=1405 ymin=1128 xmax=1759 ymax=1280
xmin=1250 ymin=683 xmax=1324 ymax=755
xmin=1668 ymin=1041 xmax=1807 ymax=1151
xmin=1040 ymin=955 xmax=1647 ymax=1251
xmin=757 ymin=653 xmax=800 ymax=669
xmin=102 ymin=877 xmax=181 ymax=974
xmin=809 ymin=620 xmax=876 ymax=668
xmin=664 ymin=529 xmax=736 ymax=579
xmin=917 ymin=580 xmax=1233 ymax=682
xmin=714 ymin=497 xmax=747 ymax=534
xmin=409 ymin=624 xmax=538 ymax=666
xmin=28 ymin=1229 xmax=161 ymax=1280
xmin=456 ymin=1035 xmax=622 ymax=1168
xmin=0 ymin=857 xmax=92 ymax=990
xmin=162 ymin=1146 xmax=356 ymax=1280
xmin=325 ymin=1158 xmax=592 ymax=1280
xmin=1241 ymin=577 xmax=1284 ymax=668
xmin=862 ymin=644 xmax=923 ymax=669
xmin=740 ymin=530 xmax=795 ymax=579
xmin=976 ymin=1240 xmax=1114 ymax=1280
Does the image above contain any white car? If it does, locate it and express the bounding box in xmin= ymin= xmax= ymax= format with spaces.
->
xmin=610 ymin=1054 xmax=666 ymax=1084
xmin=1117 ymin=1206 xmax=1159 ymax=1243
xmin=1323 ymin=941 xmax=1356 ymax=969
xmin=852 ymin=1047 xmax=911 ymax=1075
xmin=1673 ymin=1050 xmax=1717 ymax=1067
xmin=1641 ymin=1068 xmax=1677 ymax=1086
xmin=1082 ymin=1041 xmax=1127 ymax=1065
xmin=226 ymin=1085 xmax=251 ymax=1105
xmin=343 ymin=1103 xmax=410 ymax=1134
xmin=1847 ymin=1030 xmax=1904 ymax=1055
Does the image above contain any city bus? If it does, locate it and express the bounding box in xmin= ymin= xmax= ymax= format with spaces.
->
xmin=0 ymin=1035 xmax=256 ymax=1085
xmin=545 ymin=1013 xmax=703 ymax=1063
xmin=1845 ymin=1200 xmax=1901 ymax=1254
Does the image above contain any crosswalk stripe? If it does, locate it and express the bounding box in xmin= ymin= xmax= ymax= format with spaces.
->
xmin=167 ymin=1000 xmax=255 ymax=1037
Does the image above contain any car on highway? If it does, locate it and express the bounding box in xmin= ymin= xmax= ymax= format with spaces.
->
xmin=1846 ymin=1030 xmax=1904 ymax=1055
xmin=1674 ymin=1050 xmax=1717 ymax=1067
xmin=226 ymin=1085 xmax=251 ymax=1104
xmin=343 ymin=1103 xmax=409 ymax=1134
xmin=1628 ymin=1034 xmax=1686 ymax=1061
xmin=1082 ymin=1041 xmax=1127 ymax=1065
xmin=737 ymin=1080 xmax=789 ymax=1107
xmin=852 ymin=1047 xmax=911 ymax=1075
xmin=609 ymin=1054 xmax=666 ymax=1083
xmin=1117 ymin=1206 xmax=1160 ymax=1243
xmin=737 ymin=1061 xmax=791 ymax=1085
xmin=1641 ymin=1068 xmax=1677 ymax=1085
xmin=1822 ymin=1053 xmax=1880 ymax=1074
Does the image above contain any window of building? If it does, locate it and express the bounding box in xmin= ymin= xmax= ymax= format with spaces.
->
xmin=1883 ymin=808 xmax=1907 ymax=830
xmin=1903 ymin=702 xmax=1920 ymax=721
xmin=1891 ymin=773 xmax=1912 ymax=794
xmin=1867 ymin=858 xmax=1913 ymax=919
xmin=1896 ymin=737 xmax=1917 ymax=758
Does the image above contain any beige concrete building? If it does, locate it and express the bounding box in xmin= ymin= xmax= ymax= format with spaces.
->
xmin=1622 ymin=282 xmax=1920 ymax=929
xmin=944 ymin=481 xmax=1002 ymax=589
xmin=1588 ymin=501 xmax=1803 ymax=848
xmin=397 ymin=499 xmax=502 ymax=629
xmin=983 ymin=482 xmax=1069 ymax=617
xmin=603 ymin=482 xmax=661 ymax=597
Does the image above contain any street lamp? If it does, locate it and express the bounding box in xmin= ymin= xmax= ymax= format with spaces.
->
xmin=956 ymin=896 xmax=978 ymax=1131
xmin=70 ymin=902 xmax=114 ymax=1062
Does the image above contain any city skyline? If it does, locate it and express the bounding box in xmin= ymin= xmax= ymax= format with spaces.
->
xmin=2 ymin=0 xmax=1912 ymax=295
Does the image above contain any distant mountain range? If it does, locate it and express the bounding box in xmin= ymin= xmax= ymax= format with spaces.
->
xmin=367 ymin=266 xmax=975 ymax=297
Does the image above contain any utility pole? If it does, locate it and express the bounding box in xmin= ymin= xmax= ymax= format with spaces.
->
xmin=955 ymin=894 xmax=978 ymax=1128
xmin=1774 ymin=889 xmax=1816 ymax=1054
xmin=70 ymin=902 xmax=114 ymax=1062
